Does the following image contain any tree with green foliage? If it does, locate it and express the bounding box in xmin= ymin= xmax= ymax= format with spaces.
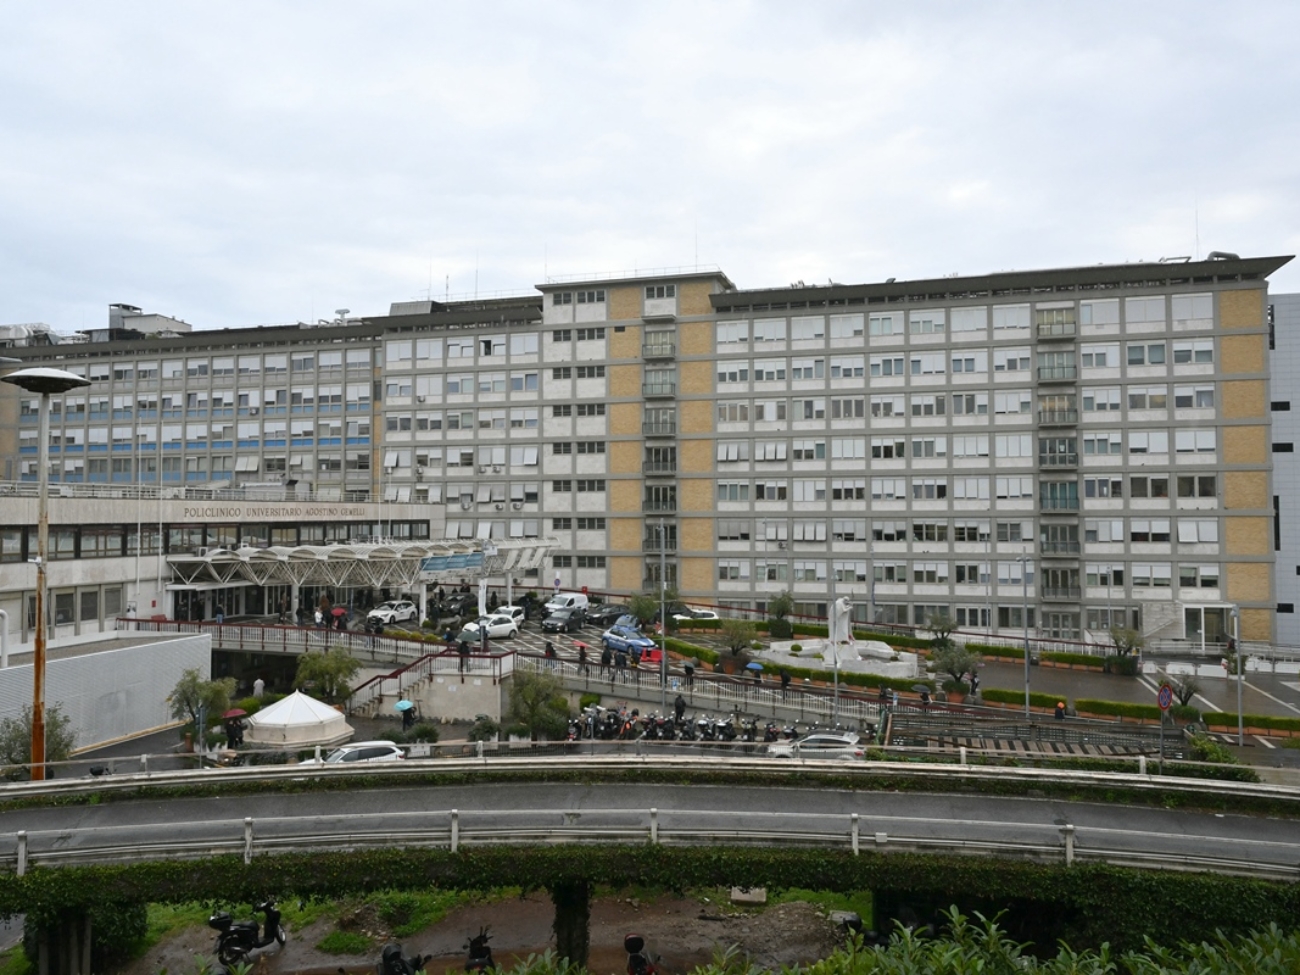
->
xmin=0 ymin=704 xmax=76 ymax=779
xmin=504 ymin=669 xmax=569 ymax=741
xmin=295 ymin=645 xmax=361 ymax=703
xmin=721 ymin=618 xmax=756 ymax=656
xmin=927 ymin=615 xmax=976 ymax=693
xmin=1171 ymin=673 xmax=1201 ymax=707
xmin=1110 ymin=626 xmax=1145 ymax=656
xmin=167 ymin=669 xmax=237 ymax=727
xmin=767 ymin=590 xmax=794 ymax=639
xmin=628 ymin=593 xmax=659 ymax=628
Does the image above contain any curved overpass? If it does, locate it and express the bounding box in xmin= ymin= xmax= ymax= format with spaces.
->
xmin=1 ymin=757 xmax=1297 ymax=881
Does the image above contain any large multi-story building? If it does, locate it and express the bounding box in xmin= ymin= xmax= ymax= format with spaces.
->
xmin=0 ymin=252 xmax=1289 ymax=648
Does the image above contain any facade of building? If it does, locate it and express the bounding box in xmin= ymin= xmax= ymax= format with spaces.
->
xmin=1267 ymin=292 xmax=1300 ymax=646
xmin=0 ymin=253 xmax=1288 ymax=648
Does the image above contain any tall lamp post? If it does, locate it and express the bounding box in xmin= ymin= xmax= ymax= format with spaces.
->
xmin=1 ymin=367 xmax=92 ymax=780
xmin=658 ymin=519 xmax=668 ymax=710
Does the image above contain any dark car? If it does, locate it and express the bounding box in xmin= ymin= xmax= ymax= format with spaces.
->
xmin=541 ymin=607 xmax=586 ymax=633
xmin=586 ymin=603 xmax=631 ymax=628
xmin=442 ymin=592 xmax=478 ymax=617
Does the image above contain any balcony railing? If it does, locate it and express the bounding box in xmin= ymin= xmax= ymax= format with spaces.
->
xmin=642 ymin=539 xmax=678 ymax=553
xmin=1041 ymin=586 xmax=1083 ymax=600
xmin=1037 ymin=365 xmax=1078 ymax=382
xmin=1040 ymin=540 xmax=1082 ymax=556
xmin=642 ymin=342 xmax=676 ymax=359
xmin=642 ymin=421 xmax=677 ymax=437
xmin=643 ymin=461 xmax=677 ymax=475
xmin=1037 ymin=410 xmax=1079 ymax=426
xmin=642 ymin=382 xmax=677 ymax=397
xmin=1038 ymin=452 xmax=1079 ymax=468
xmin=1036 ymin=322 xmax=1078 ymax=340
xmin=642 ymin=499 xmax=677 ymax=513
xmin=1039 ymin=497 xmax=1080 ymax=511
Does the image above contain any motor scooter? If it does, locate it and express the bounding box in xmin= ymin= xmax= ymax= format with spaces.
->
xmin=464 ymin=926 xmax=495 ymax=972
xmin=209 ymin=900 xmax=286 ymax=966
xmin=380 ymin=942 xmax=431 ymax=975
xmin=624 ymin=933 xmax=659 ymax=975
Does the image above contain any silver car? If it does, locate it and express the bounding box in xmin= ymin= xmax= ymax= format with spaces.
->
xmin=766 ymin=731 xmax=865 ymax=760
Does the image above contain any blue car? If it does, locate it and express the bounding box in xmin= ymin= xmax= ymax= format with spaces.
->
xmin=601 ymin=625 xmax=657 ymax=653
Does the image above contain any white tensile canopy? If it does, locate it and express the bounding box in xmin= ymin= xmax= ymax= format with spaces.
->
xmin=244 ymin=690 xmax=353 ymax=747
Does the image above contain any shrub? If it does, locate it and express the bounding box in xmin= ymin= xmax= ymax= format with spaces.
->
xmin=1202 ymin=712 xmax=1300 ymax=733
xmin=404 ymin=721 xmax=440 ymax=743
xmin=768 ymin=618 xmax=793 ymax=639
xmin=317 ymin=930 xmax=372 ymax=955
xmin=967 ymin=643 xmax=1024 ymax=660
xmin=1041 ymin=650 xmax=1106 ymax=669
xmin=1104 ymin=654 xmax=1141 ymax=676
xmin=980 ymin=688 xmax=1059 ymax=710
xmin=1188 ymin=732 xmax=1240 ymax=765
xmin=467 ymin=716 xmax=500 ymax=742
xmin=789 ymin=643 xmax=803 ymax=654
xmin=1075 ymin=698 xmax=1162 ymax=721
xmin=1170 ymin=704 xmax=1201 ymax=723
xmin=578 ymin=693 xmax=601 ymax=710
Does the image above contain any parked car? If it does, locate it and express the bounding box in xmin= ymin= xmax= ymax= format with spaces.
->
xmin=300 ymin=741 xmax=405 ymax=766
xmin=673 ymin=608 xmax=720 ymax=623
xmin=586 ymin=603 xmax=631 ymax=628
xmin=496 ymin=604 xmax=527 ymax=624
xmin=367 ymin=600 xmax=419 ymax=625
xmin=765 ymin=732 xmax=865 ymax=761
xmin=601 ymin=624 xmax=657 ymax=653
xmin=442 ymin=592 xmax=479 ymax=616
xmin=541 ymin=607 xmax=586 ymax=633
xmin=459 ymin=613 xmax=520 ymax=640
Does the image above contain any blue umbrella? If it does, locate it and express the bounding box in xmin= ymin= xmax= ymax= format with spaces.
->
xmin=394 ymin=700 xmax=414 ymax=712
xmin=746 ymin=662 xmax=764 ymax=671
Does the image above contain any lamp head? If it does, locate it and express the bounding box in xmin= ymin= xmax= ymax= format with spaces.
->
xmin=1 ymin=367 xmax=93 ymax=396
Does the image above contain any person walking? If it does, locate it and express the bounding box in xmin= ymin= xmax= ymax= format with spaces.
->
xmin=600 ymin=645 xmax=613 ymax=678
xmin=683 ymin=661 xmax=695 ymax=688
xmin=780 ymin=670 xmax=791 ymax=698
xmin=674 ymin=693 xmax=686 ymax=724
xmin=578 ymin=644 xmax=589 ymax=673
xmin=214 ymin=603 xmax=225 ymax=625
xmin=614 ymin=648 xmax=628 ymax=681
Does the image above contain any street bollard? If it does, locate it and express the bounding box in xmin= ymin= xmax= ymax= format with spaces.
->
xmin=851 ymin=813 xmax=860 ymax=855
xmin=451 ymin=809 xmax=459 ymax=853
xmin=1060 ymin=823 xmax=1076 ymax=866
xmin=243 ymin=817 xmax=254 ymax=864
xmin=650 ymin=807 xmax=658 ymax=845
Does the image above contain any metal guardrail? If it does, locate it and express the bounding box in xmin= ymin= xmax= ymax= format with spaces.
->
xmin=3 ymin=757 xmax=1297 ymax=880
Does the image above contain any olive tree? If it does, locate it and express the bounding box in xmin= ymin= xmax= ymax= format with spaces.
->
xmin=295 ymin=645 xmax=361 ymax=704
xmin=504 ymin=669 xmax=570 ymax=742
xmin=0 ymin=705 xmax=76 ymax=779
xmin=168 ymin=669 xmax=237 ymax=727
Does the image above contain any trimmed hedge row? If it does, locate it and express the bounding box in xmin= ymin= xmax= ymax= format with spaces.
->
xmin=980 ymin=688 xmax=1060 ymax=710
xmin=774 ymin=658 xmax=933 ymax=694
xmin=1041 ymin=650 xmax=1106 ymax=669
xmin=968 ymin=642 xmax=1024 ymax=659
xmin=1203 ymin=712 xmax=1300 ymax=733
xmin=1075 ymin=698 xmax=1163 ymax=721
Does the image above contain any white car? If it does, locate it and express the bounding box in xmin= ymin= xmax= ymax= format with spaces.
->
xmin=460 ymin=613 xmax=520 ymax=640
xmin=495 ymin=605 xmax=527 ymax=624
xmin=766 ymin=732 xmax=865 ymax=761
xmin=673 ymin=608 xmax=720 ymax=623
xmin=299 ymin=740 xmax=405 ymax=766
xmin=367 ymin=600 xmax=419 ymax=625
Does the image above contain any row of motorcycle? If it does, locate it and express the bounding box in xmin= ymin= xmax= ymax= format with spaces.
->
xmin=209 ymin=905 xmax=658 ymax=974
xmin=567 ymin=704 xmax=811 ymax=744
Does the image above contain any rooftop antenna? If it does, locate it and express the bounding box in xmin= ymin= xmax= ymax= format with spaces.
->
xmin=1194 ymin=198 xmax=1201 ymax=261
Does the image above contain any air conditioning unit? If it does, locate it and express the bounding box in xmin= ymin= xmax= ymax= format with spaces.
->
xmin=512 ymin=501 xmax=523 ymax=510
xmin=777 ymin=541 xmax=788 ymax=550
xmin=492 ymin=465 xmax=502 ymax=473
xmin=249 ymin=407 xmax=259 ymax=415
xmin=478 ymin=465 xmax=488 ymax=474
xmin=495 ymin=502 xmax=504 ymax=511
xmin=460 ymin=500 xmax=472 ymax=510
xmin=416 ymin=395 xmax=426 ymax=403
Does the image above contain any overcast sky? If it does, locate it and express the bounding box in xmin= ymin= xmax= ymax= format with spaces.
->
xmin=3 ymin=1 xmax=1299 ymax=333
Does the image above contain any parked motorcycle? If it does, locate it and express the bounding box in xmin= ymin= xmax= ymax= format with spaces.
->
xmin=624 ymin=933 xmax=659 ymax=975
xmin=763 ymin=721 xmax=780 ymax=743
xmin=464 ymin=926 xmax=495 ymax=972
xmin=380 ymin=942 xmax=431 ymax=975
xmin=209 ymin=900 xmax=285 ymax=966
xmin=740 ymin=716 xmax=758 ymax=742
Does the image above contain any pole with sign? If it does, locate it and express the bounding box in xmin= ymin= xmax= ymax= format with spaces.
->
xmin=1157 ymin=682 xmax=1173 ymax=775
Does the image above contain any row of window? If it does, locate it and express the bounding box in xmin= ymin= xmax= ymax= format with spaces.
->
xmin=711 ymin=558 xmax=1220 ymax=588
xmin=715 ymin=295 xmax=1214 ymax=343
xmin=714 ymin=477 xmax=1219 ymax=506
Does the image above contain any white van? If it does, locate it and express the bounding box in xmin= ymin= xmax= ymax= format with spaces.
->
xmin=544 ymin=592 xmax=590 ymax=615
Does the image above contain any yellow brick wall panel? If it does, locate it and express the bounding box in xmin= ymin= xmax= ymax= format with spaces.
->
xmin=1225 ymin=516 xmax=1270 ymax=555
xmin=1224 ymin=471 xmax=1268 ymax=511
xmin=680 ymin=477 xmax=715 ymax=513
xmin=1221 ymin=334 xmax=1265 ymax=374
xmin=609 ymin=440 xmax=641 ymax=474
xmin=609 ymin=402 xmax=641 ymax=437
xmin=679 ymin=321 xmax=713 ymax=356
xmin=608 ymin=479 xmax=641 ymax=514
xmin=1226 ymin=562 xmax=1271 ymax=604
xmin=680 ymin=399 xmax=714 ymax=435
xmin=608 ymin=364 xmax=643 ymax=398
xmin=1240 ymin=608 xmax=1273 ymax=642
xmin=1223 ymin=425 xmax=1267 ymax=465
xmin=680 ymin=557 xmax=714 ymax=592
xmin=679 ymin=281 xmax=714 ymax=317
xmin=609 ymin=556 xmax=643 ymax=592
xmin=608 ymin=324 xmax=641 ymax=358
xmin=609 ymin=286 xmax=641 ymax=322
xmin=1221 ymin=380 xmax=1266 ymax=419
xmin=680 ymin=359 xmax=715 ymax=395
xmin=1219 ymin=289 xmax=1264 ymax=330
xmin=679 ymin=440 xmax=715 ymax=474
xmin=680 ymin=517 xmax=715 ymax=552
xmin=609 ymin=518 xmax=642 ymax=552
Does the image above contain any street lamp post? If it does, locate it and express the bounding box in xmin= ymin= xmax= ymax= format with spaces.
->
xmin=659 ymin=519 xmax=667 ymax=710
xmin=1 ymin=367 xmax=92 ymax=780
xmin=1018 ymin=553 xmax=1032 ymax=717
xmin=1230 ymin=607 xmax=1242 ymax=746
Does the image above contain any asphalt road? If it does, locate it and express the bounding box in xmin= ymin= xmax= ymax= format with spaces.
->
xmin=2 ymin=778 xmax=1295 ymax=875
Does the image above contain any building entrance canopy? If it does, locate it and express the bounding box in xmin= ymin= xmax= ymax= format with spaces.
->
xmin=167 ymin=538 xmax=557 ymax=592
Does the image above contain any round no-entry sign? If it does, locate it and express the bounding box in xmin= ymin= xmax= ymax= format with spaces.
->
xmin=1157 ymin=683 xmax=1174 ymax=711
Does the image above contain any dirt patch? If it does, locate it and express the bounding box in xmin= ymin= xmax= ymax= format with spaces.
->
xmin=118 ymin=893 xmax=845 ymax=975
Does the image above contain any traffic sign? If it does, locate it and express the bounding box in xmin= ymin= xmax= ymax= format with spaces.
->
xmin=1157 ymin=683 xmax=1174 ymax=711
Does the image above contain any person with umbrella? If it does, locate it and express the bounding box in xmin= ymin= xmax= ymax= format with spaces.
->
xmin=746 ymin=661 xmax=763 ymax=687
xmin=222 ymin=708 xmax=246 ymax=747
xmin=396 ymin=699 xmax=417 ymax=730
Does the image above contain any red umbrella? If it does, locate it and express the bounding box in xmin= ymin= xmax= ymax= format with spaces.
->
xmin=332 ymin=607 xmax=348 ymax=617
xmin=222 ymin=708 xmax=247 ymax=719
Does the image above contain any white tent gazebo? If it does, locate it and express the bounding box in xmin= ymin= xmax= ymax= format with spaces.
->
xmin=244 ymin=690 xmax=353 ymax=747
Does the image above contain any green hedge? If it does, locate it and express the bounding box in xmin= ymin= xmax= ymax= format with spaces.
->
xmin=1202 ymin=712 xmax=1300 ymax=733
xmin=1041 ymin=650 xmax=1106 ymax=669
xmin=664 ymin=638 xmax=719 ymax=666
xmin=967 ymin=642 xmax=1024 ymax=659
xmin=1075 ymin=698 xmax=1163 ymax=721
xmin=980 ymin=688 xmax=1060 ymax=710
xmin=774 ymin=659 xmax=932 ymax=695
